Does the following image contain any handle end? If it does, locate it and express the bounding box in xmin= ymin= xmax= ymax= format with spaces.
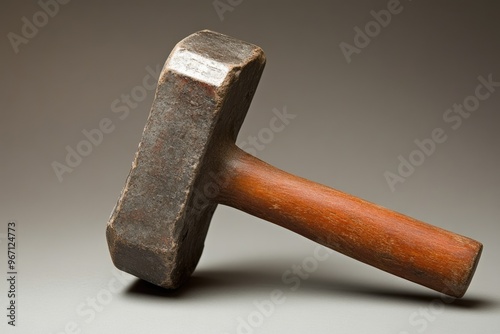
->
xmin=446 ymin=240 xmax=483 ymax=298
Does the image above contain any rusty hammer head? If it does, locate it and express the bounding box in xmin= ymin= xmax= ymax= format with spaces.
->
xmin=106 ymin=30 xmax=265 ymax=288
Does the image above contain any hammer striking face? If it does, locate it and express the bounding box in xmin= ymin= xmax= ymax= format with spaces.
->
xmin=107 ymin=30 xmax=482 ymax=297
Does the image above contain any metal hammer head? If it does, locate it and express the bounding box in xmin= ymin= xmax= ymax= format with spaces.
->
xmin=106 ymin=30 xmax=266 ymax=288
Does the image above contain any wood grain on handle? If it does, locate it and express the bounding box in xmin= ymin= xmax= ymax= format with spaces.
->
xmin=217 ymin=145 xmax=482 ymax=297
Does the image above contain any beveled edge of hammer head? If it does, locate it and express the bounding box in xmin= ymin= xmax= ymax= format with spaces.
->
xmin=106 ymin=30 xmax=266 ymax=289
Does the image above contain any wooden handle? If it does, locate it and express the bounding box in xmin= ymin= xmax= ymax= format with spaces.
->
xmin=217 ymin=145 xmax=482 ymax=297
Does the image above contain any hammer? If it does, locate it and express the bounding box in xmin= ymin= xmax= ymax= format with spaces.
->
xmin=106 ymin=30 xmax=482 ymax=298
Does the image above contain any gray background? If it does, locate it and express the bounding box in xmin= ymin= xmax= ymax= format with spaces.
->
xmin=1 ymin=1 xmax=499 ymax=333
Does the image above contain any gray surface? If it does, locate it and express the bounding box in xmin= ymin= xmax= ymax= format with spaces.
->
xmin=1 ymin=1 xmax=499 ymax=333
